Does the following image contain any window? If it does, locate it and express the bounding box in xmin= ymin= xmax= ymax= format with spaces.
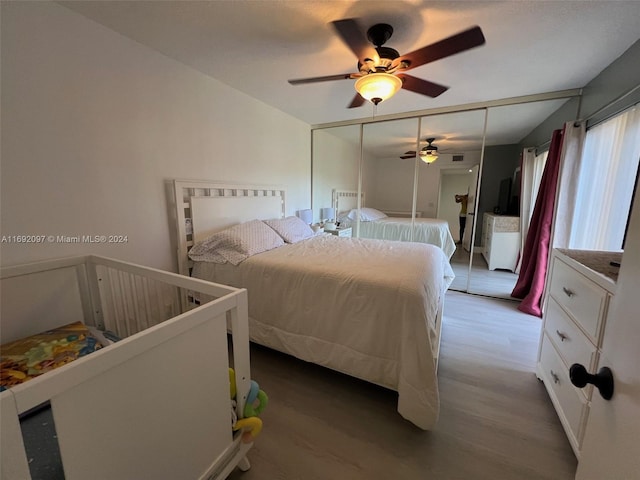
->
xmin=527 ymin=150 xmax=548 ymax=227
xmin=569 ymin=105 xmax=640 ymax=250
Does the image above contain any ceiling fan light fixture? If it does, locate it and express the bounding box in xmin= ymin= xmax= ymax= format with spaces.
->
xmin=419 ymin=151 xmax=438 ymax=163
xmin=354 ymin=73 xmax=402 ymax=105
xmin=419 ymin=140 xmax=438 ymax=164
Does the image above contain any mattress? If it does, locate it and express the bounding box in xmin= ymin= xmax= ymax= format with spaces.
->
xmin=342 ymin=217 xmax=456 ymax=258
xmin=192 ymin=234 xmax=454 ymax=429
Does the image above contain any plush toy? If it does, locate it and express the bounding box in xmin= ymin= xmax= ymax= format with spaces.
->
xmin=229 ymin=368 xmax=268 ymax=444
xmin=243 ymin=378 xmax=268 ymax=418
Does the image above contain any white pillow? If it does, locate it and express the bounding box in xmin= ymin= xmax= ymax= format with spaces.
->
xmin=188 ymin=219 xmax=285 ymax=265
xmin=337 ymin=213 xmax=353 ymax=227
xmin=347 ymin=208 xmax=388 ymax=222
xmin=263 ymin=216 xmax=314 ymax=243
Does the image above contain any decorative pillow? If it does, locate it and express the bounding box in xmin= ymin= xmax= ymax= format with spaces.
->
xmin=264 ymin=216 xmax=314 ymax=243
xmin=347 ymin=208 xmax=388 ymax=222
xmin=188 ymin=219 xmax=285 ymax=265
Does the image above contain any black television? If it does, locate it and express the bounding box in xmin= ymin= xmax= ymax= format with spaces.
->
xmin=497 ymin=177 xmax=511 ymax=215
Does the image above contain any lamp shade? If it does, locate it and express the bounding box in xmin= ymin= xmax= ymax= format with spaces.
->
xmin=296 ymin=209 xmax=313 ymax=224
xmin=321 ymin=207 xmax=335 ymax=221
xmin=354 ymin=73 xmax=402 ymax=105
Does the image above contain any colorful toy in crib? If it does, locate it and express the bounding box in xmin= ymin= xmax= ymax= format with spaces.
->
xmin=229 ymin=368 xmax=268 ymax=444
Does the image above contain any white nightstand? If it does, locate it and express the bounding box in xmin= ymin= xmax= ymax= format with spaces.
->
xmin=325 ymin=227 xmax=352 ymax=238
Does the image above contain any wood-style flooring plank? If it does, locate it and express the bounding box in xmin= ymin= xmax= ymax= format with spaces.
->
xmin=227 ymin=291 xmax=577 ymax=479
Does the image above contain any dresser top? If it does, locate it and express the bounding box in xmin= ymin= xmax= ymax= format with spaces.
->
xmin=484 ymin=213 xmax=520 ymax=232
xmin=556 ymin=249 xmax=622 ymax=285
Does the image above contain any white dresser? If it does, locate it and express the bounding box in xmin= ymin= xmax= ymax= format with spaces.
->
xmin=537 ymin=249 xmax=620 ymax=458
xmin=481 ymin=213 xmax=520 ymax=271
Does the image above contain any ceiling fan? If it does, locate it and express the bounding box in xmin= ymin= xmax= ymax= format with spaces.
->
xmin=288 ymin=19 xmax=485 ymax=108
xmin=400 ymin=138 xmax=439 ymax=163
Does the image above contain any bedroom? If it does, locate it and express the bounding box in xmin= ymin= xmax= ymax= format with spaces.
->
xmin=2 ymin=1 xmax=639 ymax=479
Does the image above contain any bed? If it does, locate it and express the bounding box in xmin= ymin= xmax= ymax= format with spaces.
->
xmin=332 ymin=189 xmax=456 ymax=259
xmin=1 ymin=254 xmax=254 ymax=480
xmin=173 ymin=180 xmax=455 ymax=430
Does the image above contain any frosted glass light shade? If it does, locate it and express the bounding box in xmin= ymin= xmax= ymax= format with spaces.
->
xmin=419 ymin=147 xmax=438 ymax=164
xmin=354 ymin=73 xmax=402 ymax=105
xmin=419 ymin=152 xmax=438 ymax=163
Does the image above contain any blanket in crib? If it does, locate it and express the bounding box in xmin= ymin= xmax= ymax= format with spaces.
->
xmin=0 ymin=322 xmax=105 ymax=390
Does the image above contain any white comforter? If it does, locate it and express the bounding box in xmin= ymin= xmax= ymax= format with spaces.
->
xmin=342 ymin=217 xmax=456 ymax=259
xmin=192 ymin=234 xmax=454 ymax=429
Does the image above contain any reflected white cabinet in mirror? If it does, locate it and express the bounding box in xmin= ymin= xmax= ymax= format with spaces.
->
xmin=481 ymin=213 xmax=520 ymax=271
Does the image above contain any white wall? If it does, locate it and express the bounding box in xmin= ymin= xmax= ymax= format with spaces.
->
xmin=0 ymin=2 xmax=310 ymax=271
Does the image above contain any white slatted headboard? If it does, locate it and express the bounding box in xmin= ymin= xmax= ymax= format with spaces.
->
xmin=332 ymin=189 xmax=365 ymax=217
xmin=173 ymin=180 xmax=286 ymax=276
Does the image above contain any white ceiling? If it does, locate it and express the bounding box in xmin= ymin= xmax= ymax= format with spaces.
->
xmin=59 ymin=1 xmax=640 ymax=156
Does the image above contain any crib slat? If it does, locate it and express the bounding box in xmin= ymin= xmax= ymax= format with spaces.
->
xmin=85 ymin=262 xmax=105 ymax=330
xmin=116 ymin=271 xmax=130 ymax=337
xmin=141 ymin=277 xmax=153 ymax=332
xmin=153 ymin=280 xmax=165 ymax=327
xmin=128 ymin=273 xmax=142 ymax=334
xmin=106 ymin=268 xmax=124 ymax=336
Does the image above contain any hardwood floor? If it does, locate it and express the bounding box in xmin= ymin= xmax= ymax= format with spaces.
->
xmin=450 ymin=250 xmax=519 ymax=300
xmin=228 ymin=291 xmax=577 ymax=480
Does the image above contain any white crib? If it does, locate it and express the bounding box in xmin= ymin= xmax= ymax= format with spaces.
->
xmin=1 ymin=255 xmax=253 ymax=480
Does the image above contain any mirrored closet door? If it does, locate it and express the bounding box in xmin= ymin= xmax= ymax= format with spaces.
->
xmin=465 ymin=99 xmax=571 ymax=299
xmin=418 ymin=110 xmax=487 ymax=293
xmin=311 ymin=94 xmax=577 ymax=301
xmin=312 ymin=125 xmax=360 ymax=227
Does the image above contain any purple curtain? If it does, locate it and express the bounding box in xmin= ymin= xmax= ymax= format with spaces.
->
xmin=511 ymin=128 xmax=565 ymax=316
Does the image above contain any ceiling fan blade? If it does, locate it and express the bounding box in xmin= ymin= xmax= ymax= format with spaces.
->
xmin=288 ymin=73 xmax=358 ymax=85
xmin=394 ymin=26 xmax=485 ymax=71
xmin=331 ymin=18 xmax=380 ymax=65
xmin=347 ymin=93 xmax=366 ymax=108
xmin=397 ymin=74 xmax=448 ymax=98
xmin=400 ymin=151 xmax=417 ymax=159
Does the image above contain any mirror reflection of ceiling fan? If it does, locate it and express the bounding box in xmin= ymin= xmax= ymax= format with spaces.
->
xmin=288 ymin=18 xmax=485 ymax=108
xmin=400 ymin=138 xmax=440 ymax=163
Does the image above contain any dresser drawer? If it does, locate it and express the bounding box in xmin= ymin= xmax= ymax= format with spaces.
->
xmin=485 ymin=215 xmax=494 ymax=229
xmin=548 ymin=258 xmax=607 ymax=341
xmin=545 ymin=298 xmax=598 ymax=377
xmin=539 ymin=334 xmax=588 ymax=447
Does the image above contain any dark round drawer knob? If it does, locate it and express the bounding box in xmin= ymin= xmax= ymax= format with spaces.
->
xmin=569 ymin=363 xmax=614 ymax=400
